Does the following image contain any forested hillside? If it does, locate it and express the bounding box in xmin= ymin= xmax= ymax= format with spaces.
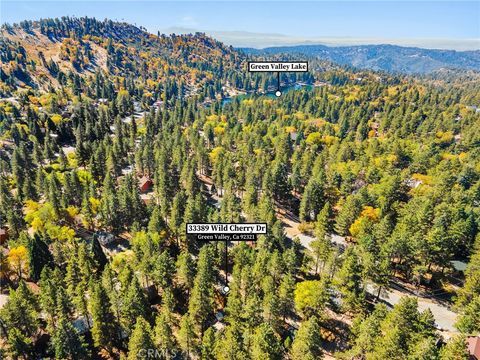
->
xmin=1 ymin=17 xmax=295 ymax=99
xmin=1 ymin=16 xmax=480 ymax=360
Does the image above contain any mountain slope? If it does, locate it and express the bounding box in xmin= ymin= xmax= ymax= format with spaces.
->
xmin=0 ymin=17 xmax=245 ymax=95
xmin=242 ymin=44 xmax=480 ymax=74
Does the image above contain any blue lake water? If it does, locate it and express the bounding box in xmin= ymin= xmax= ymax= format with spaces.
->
xmin=221 ymin=83 xmax=313 ymax=106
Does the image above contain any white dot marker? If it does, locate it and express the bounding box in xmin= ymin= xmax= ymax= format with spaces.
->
xmin=223 ymin=286 xmax=230 ymax=293
xmin=275 ymin=90 xmax=282 ymax=97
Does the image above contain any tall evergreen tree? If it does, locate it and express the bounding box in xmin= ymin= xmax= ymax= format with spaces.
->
xmin=121 ymin=275 xmax=149 ymax=332
xmin=290 ymin=316 xmax=323 ymax=360
xmin=100 ymin=172 xmax=120 ymax=231
xmin=27 ymin=234 xmax=54 ymax=282
xmin=127 ymin=317 xmax=155 ymax=360
xmin=154 ymin=311 xmax=176 ymax=359
xmin=188 ymin=246 xmax=215 ymax=336
xmin=176 ymin=250 xmax=196 ymax=296
xmin=334 ymin=247 xmax=365 ymax=313
xmin=51 ymin=316 xmax=90 ymax=359
xmin=90 ymin=283 xmax=119 ymax=352
xmin=250 ymin=323 xmax=282 ymax=360
xmin=0 ymin=281 xmax=39 ymax=337
xmin=201 ymin=327 xmax=216 ymax=360
xmin=178 ymin=314 xmax=196 ymax=358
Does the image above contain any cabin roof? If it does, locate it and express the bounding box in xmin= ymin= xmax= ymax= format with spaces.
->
xmin=467 ymin=337 xmax=480 ymax=359
xmin=139 ymin=176 xmax=152 ymax=186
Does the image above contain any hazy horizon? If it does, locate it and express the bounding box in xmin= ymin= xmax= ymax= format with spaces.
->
xmin=160 ymin=27 xmax=480 ymax=51
xmin=2 ymin=1 xmax=479 ymax=51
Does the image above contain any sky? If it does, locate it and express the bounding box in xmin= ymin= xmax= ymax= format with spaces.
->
xmin=1 ymin=1 xmax=479 ymax=50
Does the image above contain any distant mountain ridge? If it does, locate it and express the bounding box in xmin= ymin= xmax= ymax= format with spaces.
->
xmin=241 ymin=44 xmax=480 ymax=74
xmin=2 ymin=16 xmax=479 ymax=95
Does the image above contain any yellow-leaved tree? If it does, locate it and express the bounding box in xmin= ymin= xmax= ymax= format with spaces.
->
xmin=8 ymin=245 xmax=29 ymax=281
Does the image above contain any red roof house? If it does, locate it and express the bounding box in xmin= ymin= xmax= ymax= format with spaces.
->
xmin=468 ymin=337 xmax=480 ymax=360
xmin=139 ymin=176 xmax=153 ymax=193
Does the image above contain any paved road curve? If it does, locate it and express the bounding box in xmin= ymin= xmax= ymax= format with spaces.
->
xmin=281 ymin=214 xmax=459 ymax=335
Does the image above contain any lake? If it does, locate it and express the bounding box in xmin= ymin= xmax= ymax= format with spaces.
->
xmin=221 ymin=83 xmax=314 ymax=106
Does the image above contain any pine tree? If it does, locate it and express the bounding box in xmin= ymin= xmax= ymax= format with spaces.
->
xmin=101 ymin=264 xmax=123 ymax=329
xmin=148 ymin=206 xmax=165 ymax=233
xmin=90 ymin=233 xmax=108 ymax=272
xmin=176 ymin=250 xmax=195 ymax=295
xmin=0 ymin=178 xmax=24 ymax=236
xmin=220 ymin=183 xmax=241 ymax=223
xmin=334 ymin=247 xmax=365 ymax=313
xmin=299 ymin=174 xmax=325 ymax=222
xmin=257 ymin=192 xmax=277 ymax=229
xmin=188 ymin=246 xmax=215 ymax=336
xmin=270 ymin=160 xmax=291 ymax=204
xmin=334 ymin=195 xmax=362 ymax=236
xmin=216 ymin=322 xmax=248 ymax=360
xmin=100 ymin=172 xmax=120 ymax=231
xmin=154 ymin=311 xmax=176 ymax=358
xmin=456 ymin=237 xmax=480 ymax=308
xmin=55 ymin=286 xmax=74 ymax=321
xmin=153 ymin=250 xmax=174 ymax=292
xmin=121 ymin=275 xmax=149 ymax=332
xmin=440 ymin=336 xmax=469 ymax=360
xmin=278 ymin=273 xmax=295 ymax=321
xmin=48 ymin=173 xmax=62 ymax=215
xmin=250 ymin=323 xmax=282 ymax=360
xmin=311 ymin=205 xmax=333 ymax=275
xmin=201 ymin=327 xmax=216 ymax=360
xmin=455 ymin=294 xmax=480 ymax=334
xmin=178 ymin=314 xmax=196 ymax=358
xmin=291 ymin=316 xmax=323 ymax=360
xmin=127 ymin=317 xmax=155 ymax=360
xmin=368 ymin=250 xmax=391 ymax=301
xmin=373 ymin=297 xmax=436 ymax=358
xmin=161 ymin=286 xmax=176 ymax=316
xmin=315 ymin=202 xmax=333 ymax=236
xmin=51 ymin=315 xmax=90 ymax=359
xmin=261 ymin=275 xmax=282 ymax=332
xmin=6 ymin=328 xmax=32 ymax=359
xmin=11 ymin=146 xmax=26 ymax=199
xmin=90 ymin=283 xmax=119 ymax=352
xmin=35 ymin=167 xmax=45 ymax=195
xmin=74 ymin=244 xmax=94 ymax=328
xmin=65 ymin=251 xmax=91 ymax=330
xmin=408 ymin=337 xmax=439 ymax=360
xmin=1 ymin=281 xmax=39 ymax=337
xmin=38 ymin=267 xmax=62 ymax=329
xmin=347 ymin=304 xmax=387 ymax=358
xmin=154 ymin=149 xmax=170 ymax=222
xmin=170 ymin=191 xmax=186 ymax=244
xmin=81 ymin=193 xmax=94 ymax=230
xmin=27 ymin=233 xmax=54 ymax=282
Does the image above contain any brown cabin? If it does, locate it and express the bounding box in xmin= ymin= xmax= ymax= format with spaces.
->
xmin=0 ymin=228 xmax=8 ymax=245
xmin=139 ymin=176 xmax=153 ymax=193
